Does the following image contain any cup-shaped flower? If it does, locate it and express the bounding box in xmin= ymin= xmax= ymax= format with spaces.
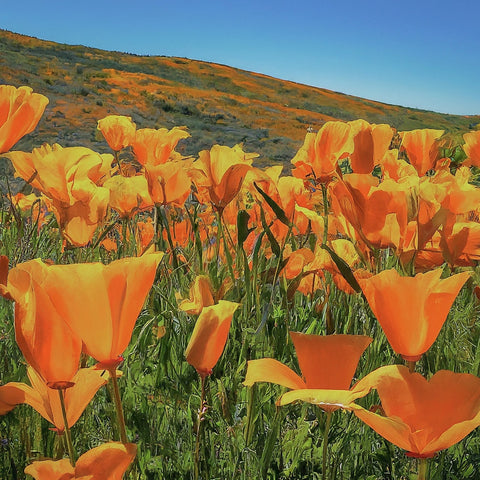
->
xmin=132 ymin=127 xmax=190 ymax=166
xmin=185 ymin=300 xmax=239 ymax=378
xmin=352 ymin=365 xmax=480 ymax=458
xmin=104 ymin=174 xmax=153 ymax=218
xmin=1 ymin=366 xmax=109 ymax=433
xmin=7 ymin=262 xmax=83 ymax=389
xmin=97 ymin=115 xmax=136 ymax=152
xmin=24 ymin=441 xmax=137 ymax=480
xmin=192 ymin=144 xmax=254 ymax=211
xmin=400 ymin=129 xmax=444 ymax=176
xmin=0 ymin=85 xmax=49 ymax=154
xmin=11 ymin=253 xmax=163 ymax=370
xmin=244 ymin=333 xmax=372 ymax=411
xmin=359 ymin=268 xmax=470 ymax=361
xmin=6 ymin=144 xmax=112 ymax=246
xmin=179 ymin=275 xmax=216 ymax=315
xmin=291 ymin=121 xmax=354 ymax=184
xmin=463 ymin=130 xmax=480 ymax=167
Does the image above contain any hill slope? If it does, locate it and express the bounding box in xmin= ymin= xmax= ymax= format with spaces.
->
xmin=0 ymin=29 xmax=478 ymax=168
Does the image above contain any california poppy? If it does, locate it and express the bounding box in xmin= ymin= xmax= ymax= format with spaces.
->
xmin=291 ymin=121 xmax=353 ymax=184
xmin=352 ymin=365 xmax=480 ymax=458
xmin=192 ymin=144 xmax=255 ymax=211
xmin=97 ymin=115 xmax=136 ymax=152
xmin=244 ymin=332 xmax=372 ymax=411
xmin=1 ymin=366 xmax=110 ymax=434
xmin=179 ymin=275 xmax=216 ymax=315
xmin=0 ymin=85 xmax=49 ymax=154
xmin=359 ymin=268 xmax=470 ymax=361
xmin=24 ymin=441 xmax=137 ymax=479
xmin=463 ymin=130 xmax=480 ymax=168
xmin=6 ymin=144 xmax=112 ymax=246
xmin=185 ymin=300 xmax=239 ymax=378
xmin=400 ymin=129 xmax=444 ymax=176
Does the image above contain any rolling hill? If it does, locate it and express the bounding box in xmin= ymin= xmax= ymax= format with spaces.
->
xmin=0 ymin=28 xmax=478 ymax=170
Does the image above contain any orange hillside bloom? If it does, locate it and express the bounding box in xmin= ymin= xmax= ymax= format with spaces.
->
xmin=291 ymin=121 xmax=354 ymax=184
xmin=359 ymin=268 xmax=470 ymax=361
xmin=463 ymin=130 xmax=480 ymax=167
xmin=179 ymin=275 xmax=216 ymax=315
xmin=192 ymin=144 xmax=255 ymax=211
xmin=185 ymin=300 xmax=239 ymax=378
xmin=6 ymin=144 xmax=112 ymax=246
xmin=104 ymin=174 xmax=153 ymax=218
xmin=6 ymin=262 xmax=83 ymax=389
xmin=348 ymin=119 xmax=394 ymax=174
xmin=352 ymin=365 xmax=480 ymax=458
xmin=24 ymin=441 xmax=137 ymax=480
xmin=0 ymin=384 xmax=24 ymax=415
xmin=97 ymin=115 xmax=136 ymax=152
xmin=244 ymin=333 xmax=372 ymax=411
xmin=400 ymin=129 xmax=444 ymax=176
xmin=1 ymin=366 xmax=109 ymax=434
xmin=10 ymin=253 xmax=163 ymax=370
xmin=145 ymin=159 xmax=193 ymax=207
xmin=0 ymin=85 xmax=49 ymax=154
xmin=132 ymin=127 xmax=190 ymax=166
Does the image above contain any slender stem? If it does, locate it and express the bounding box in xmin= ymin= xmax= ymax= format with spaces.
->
xmin=114 ymin=150 xmax=124 ymax=176
xmin=322 ymin=410 xmax=333 ymax=480
xmin=244 ymin=384 xmax=256 ymax=446
xmin=215 ymin=209 xmax=236 ymax=288
xmin=407 ymin=360 xmax=416 ymax=373
xmin=58 ymin=389 xmax=76 ymax=466
xmin=109 ymin=368 xmax=128 ymax=444
xmin=194 ymin=375 xmax=207 ymax=480
xmin=321 ymin=183 xmax=329 ymax=246
xmin=418 ymin=457 xmax=428 ymax=480
xmin=160 ymin=205 xmax=180 ymax=273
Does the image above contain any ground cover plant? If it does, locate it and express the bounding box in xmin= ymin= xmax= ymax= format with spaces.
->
xmin=1 ymin=84 xmax=480 ymax=479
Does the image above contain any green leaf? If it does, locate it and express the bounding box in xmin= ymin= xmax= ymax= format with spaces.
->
xmin=321 ymin=244 xmax=361 ymax=293
xmin=254 ymin=182 xmax=291 ymax=227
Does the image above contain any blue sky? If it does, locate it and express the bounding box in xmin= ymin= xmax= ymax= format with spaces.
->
xmin=2 ymin=0 xmax=479 ymax=115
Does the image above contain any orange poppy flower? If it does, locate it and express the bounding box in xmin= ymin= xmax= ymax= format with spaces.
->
xmin=24 ymin=441 xmax=137 ymax=479
xmin=104 ymin=174 xmax=153 ymax=218
xmin=359 ymin=268 xmax=470 ymax=361
xmin=244 ymin=333 xmax=372 ymax=411
xmin=192 ymin=144 xmax=255 ymax=211
xmin=400 ymin=129 xmax=444 ymax=176
xmin=1 ymin=366 xmax=109 ymax=434
xmin=348 ymin=119 xmax=394 ymax=174
xmin=10 ymin=253 xmax=163 ymax=370
xmin=463 ymin=130 xmax=480 ymax=167
xmin=0 ymin=384 xmax=24 ymax=415
xmin=185 ymin=301 xmax=239 ymax=378
xmin=6 ymin=144 xmax=112 ymax=246
xmin=291 ymin=121 xmax=354 ymax=184
xmin=352 ymin=365 xmax=480 ymax=458
xmin=6 ymin=262 xmax=83 ymax=389
xmin=0 ymin=85 xmax=49 ymax=154
xmin=145 ymin=159 xmax=192 ymax=206
xmin=97 ymin=115 xmax=136 ymax=152
xmin=179 ymin=275 xmax=216 ymax=315
xmin=132 ymin=127 xmax=189 ymax=166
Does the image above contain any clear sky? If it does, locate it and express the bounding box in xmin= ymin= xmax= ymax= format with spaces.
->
xmin=2 ymin=0 xmax=479 ymax=115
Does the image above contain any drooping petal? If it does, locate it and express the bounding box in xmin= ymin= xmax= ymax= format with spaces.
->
xmin=244 ymin=358 xmax=306 ymax=390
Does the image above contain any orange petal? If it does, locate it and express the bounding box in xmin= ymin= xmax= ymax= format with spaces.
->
xmin=243 ymin=358 xmax=306 ymax=390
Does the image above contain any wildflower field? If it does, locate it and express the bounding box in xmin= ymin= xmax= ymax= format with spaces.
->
xmin=1 ymin=84 xmax=480 ymax=479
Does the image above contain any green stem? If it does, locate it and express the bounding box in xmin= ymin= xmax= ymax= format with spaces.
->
xmin=418 ymin=457 xmax=428 ymax=480
xmin=322 ymin=410 xmax=333 ymax=480
xmin=194 ymin=375 xmax=207 ymax=480
xmin=407 ymin=360 xmax=416 ymax=373
xmin=58 ymin=389 xmax=76 ymax=466
xmin=159 ymin=206 xmax=180 ymax=273
xmin=244 ymin=384 xmax=256 ymax=446
xmin=321 ymin=183 xmax=329 ymax=246
xmin=215 ymin=209 xmax=236 ymax=289
xmin=109 ymin=368 xmax=128 ymax=444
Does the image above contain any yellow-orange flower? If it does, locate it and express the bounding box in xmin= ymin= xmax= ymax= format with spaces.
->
xmin=463 ymin=130 xmax=480 ymax=167
xmin=292 ymin=121 xmax=354 ymax=184
xmin=185 ymin=301 xmax=239 ymax=378
xmin=179 ymin=275 xmax=216 ymax=315
xmin=1 ymin=366 xmax=109 ymax=433
xmin=244 ymin=332 xmax=372 ymax=411
xmin=192 ymin=144 xmax=254 ymax=210
xmin=0 ymin=85 xmax=49 ymax=154
xmin=352 ymin=365 xmax=480 ymax=458
xmin=400 ymin=129 xmax=444 ymax=176
xmin=97 ymin=115 xmax=136 ymax=152
xmin=6 ymin=144 xmax=112 ymax=246
xmin=24 ymin=441 xmax=137 ymax=479
xmin=359 ymin=268 xmax=470 ymax=361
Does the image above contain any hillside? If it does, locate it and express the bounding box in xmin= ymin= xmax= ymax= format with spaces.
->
xmin=0 ymin=29 xmax=478 ymax=169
